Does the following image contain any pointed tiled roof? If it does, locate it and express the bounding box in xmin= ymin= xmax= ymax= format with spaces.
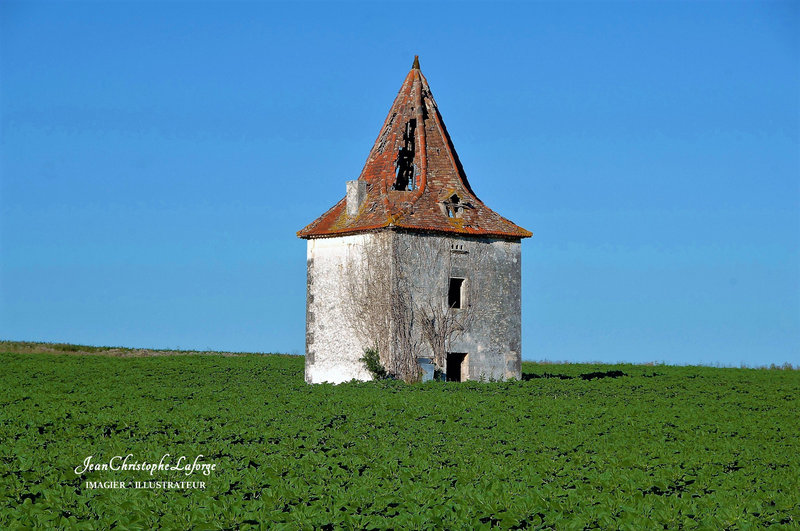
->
xmin=298 ymin=57 xmax=532 ymax=240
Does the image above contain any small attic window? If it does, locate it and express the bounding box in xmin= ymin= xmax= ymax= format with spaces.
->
xmin=445 ymin=194 xmax=463 ymax=218
xmin=393 ymin=119 xmax=417 ymax=191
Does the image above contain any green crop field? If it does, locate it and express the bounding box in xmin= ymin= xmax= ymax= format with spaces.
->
xmin=1 ymin=344 xmax=798 ymax=529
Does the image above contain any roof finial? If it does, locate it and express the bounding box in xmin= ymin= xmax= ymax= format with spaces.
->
xmin=412 ymin=55 xmax=420 ymax=70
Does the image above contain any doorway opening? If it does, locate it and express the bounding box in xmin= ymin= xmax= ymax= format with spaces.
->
xmin=446 ymin=352 xmax=468 ymax=382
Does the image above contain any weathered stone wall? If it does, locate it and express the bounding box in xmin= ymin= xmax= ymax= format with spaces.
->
xmin=305 ymin=230 xmax=523 ymax=383
xmin=394 ymin=232 xmax=522 ymax=381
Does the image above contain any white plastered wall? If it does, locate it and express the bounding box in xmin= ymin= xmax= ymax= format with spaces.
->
xmin=304 ymin=233 xmax=374 ymax=384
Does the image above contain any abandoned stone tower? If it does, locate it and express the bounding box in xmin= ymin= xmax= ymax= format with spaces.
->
xmin=298 ymin=57 xmax=531 ymax=384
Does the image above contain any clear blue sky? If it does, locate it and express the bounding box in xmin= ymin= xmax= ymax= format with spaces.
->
xmin=1 ymin=1 xmax=798 ymax=366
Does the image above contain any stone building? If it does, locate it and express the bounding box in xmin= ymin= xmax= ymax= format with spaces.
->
xmin=298 ymin=57 xmax=531 ymax=384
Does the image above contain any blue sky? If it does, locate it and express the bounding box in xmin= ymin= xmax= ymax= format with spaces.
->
xmin=1 ymin=1 xmax=798 ymax=366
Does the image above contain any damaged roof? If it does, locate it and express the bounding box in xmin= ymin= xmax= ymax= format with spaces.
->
xmin=297 ymin=57 xmax=532 ymax=240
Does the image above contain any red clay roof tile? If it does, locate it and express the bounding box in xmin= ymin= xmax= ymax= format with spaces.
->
xmin=298 ymin=57 xmax=532 ymax=240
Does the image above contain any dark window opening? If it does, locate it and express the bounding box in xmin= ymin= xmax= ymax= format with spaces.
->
xmin=445 ymin=194 xmax=463 ymax=218
xmin=446 ymin=352 xmax=467 ymax=382
xmin=393 ymin=119 xmax=417 ymax=191
xmin=448 ymin=277 xmax=464 ymax=309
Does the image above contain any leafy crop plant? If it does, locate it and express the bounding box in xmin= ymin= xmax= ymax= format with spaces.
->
xmin=1 ymin=347 xmax=798 ymax=528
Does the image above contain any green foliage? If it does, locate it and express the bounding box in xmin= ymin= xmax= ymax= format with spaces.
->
xmin=359 ymin=346 xmax=388 ymax=380
xmin=0 ymin=350 xmax=798 ymax=528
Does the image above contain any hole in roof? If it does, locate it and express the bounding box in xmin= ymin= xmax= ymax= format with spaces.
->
xmin=392 ymin=119 xmax=417 ymax=191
